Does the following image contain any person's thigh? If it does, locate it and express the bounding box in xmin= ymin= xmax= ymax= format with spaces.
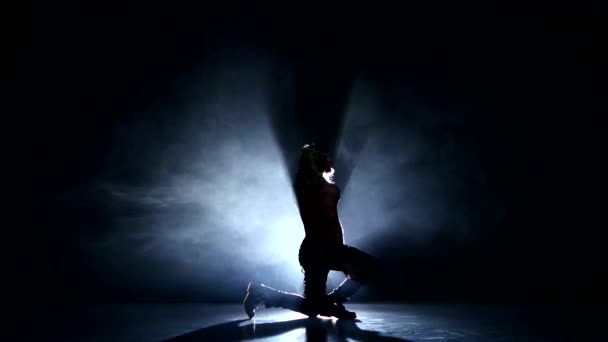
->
xmin=331 ymin=245 xmax=379 ymax=283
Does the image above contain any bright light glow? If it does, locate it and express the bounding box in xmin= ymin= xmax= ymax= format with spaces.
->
xmin=85 ymin=60 xmax=309 ymax=296
xmin=322 ymin=168 xmax=335 ymax=184
xmin=335 ymin=77 xmax=445 ymax=248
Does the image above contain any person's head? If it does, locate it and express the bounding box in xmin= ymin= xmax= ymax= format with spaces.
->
xmin=299 ymin=143 xmax=332 ymax=172
xmin=295 ymin=143 xmax=335 ymax=187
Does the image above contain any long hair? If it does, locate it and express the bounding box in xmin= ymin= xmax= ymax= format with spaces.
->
xmin=293 ymin=143 xmax=334 ymax=193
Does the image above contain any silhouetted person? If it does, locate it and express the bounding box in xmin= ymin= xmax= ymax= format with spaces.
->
xmin=243 ymin=143 xmax=378 ymax=320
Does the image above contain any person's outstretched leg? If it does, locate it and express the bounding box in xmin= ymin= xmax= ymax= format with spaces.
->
xmin=243 ymin=282 xmax=319 ymax=319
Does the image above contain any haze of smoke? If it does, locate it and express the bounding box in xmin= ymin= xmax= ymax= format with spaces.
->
xmin=71 ymin=54 xmax=503 ymax=297
xmin=79 ymin=56 xmax=307 ymax=290
xmin=338 ymin=78 xmax=501 ymax=252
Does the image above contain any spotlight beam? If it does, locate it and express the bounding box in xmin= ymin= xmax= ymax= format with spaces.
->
xmin=265 ymin=49 xmax=355 ymax=188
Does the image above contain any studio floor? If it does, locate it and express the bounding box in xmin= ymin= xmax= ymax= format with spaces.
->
xmin=18 ymin=302 xmax=602 ymax=341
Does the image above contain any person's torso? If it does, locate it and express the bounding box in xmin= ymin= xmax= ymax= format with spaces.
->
xmin=295 ymin=181 xmax=343 ymax=244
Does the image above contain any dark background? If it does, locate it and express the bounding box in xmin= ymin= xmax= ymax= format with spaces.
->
xmin=12 ymin=2 xmax=604 ymax=305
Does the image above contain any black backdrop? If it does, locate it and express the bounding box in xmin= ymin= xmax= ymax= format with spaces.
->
xmin=11 ymin=2 xmax=604 ymax=304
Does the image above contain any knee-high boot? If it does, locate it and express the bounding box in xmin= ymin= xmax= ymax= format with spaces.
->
xmin=243 ymin=282 xmax=355 ymax=319
xmin=243 ymin=282 xmax=308 ymax=318
xmin=327 ymin=278 xmax=361 ymax=304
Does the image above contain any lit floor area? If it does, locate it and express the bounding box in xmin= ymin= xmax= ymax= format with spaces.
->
xmin=19 ymin=303 xmax=602 ymax=341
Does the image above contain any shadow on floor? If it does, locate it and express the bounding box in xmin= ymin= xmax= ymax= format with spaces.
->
xmin=164 ymin=317 xmax=412 ymax=342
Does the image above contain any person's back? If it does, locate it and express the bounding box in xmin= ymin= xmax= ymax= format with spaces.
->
xmin=294 ymin=175 xmax=344 ymax=244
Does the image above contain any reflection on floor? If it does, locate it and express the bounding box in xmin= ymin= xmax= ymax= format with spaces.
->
xmin=19 ymin=303 xmax=602 ymax=341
